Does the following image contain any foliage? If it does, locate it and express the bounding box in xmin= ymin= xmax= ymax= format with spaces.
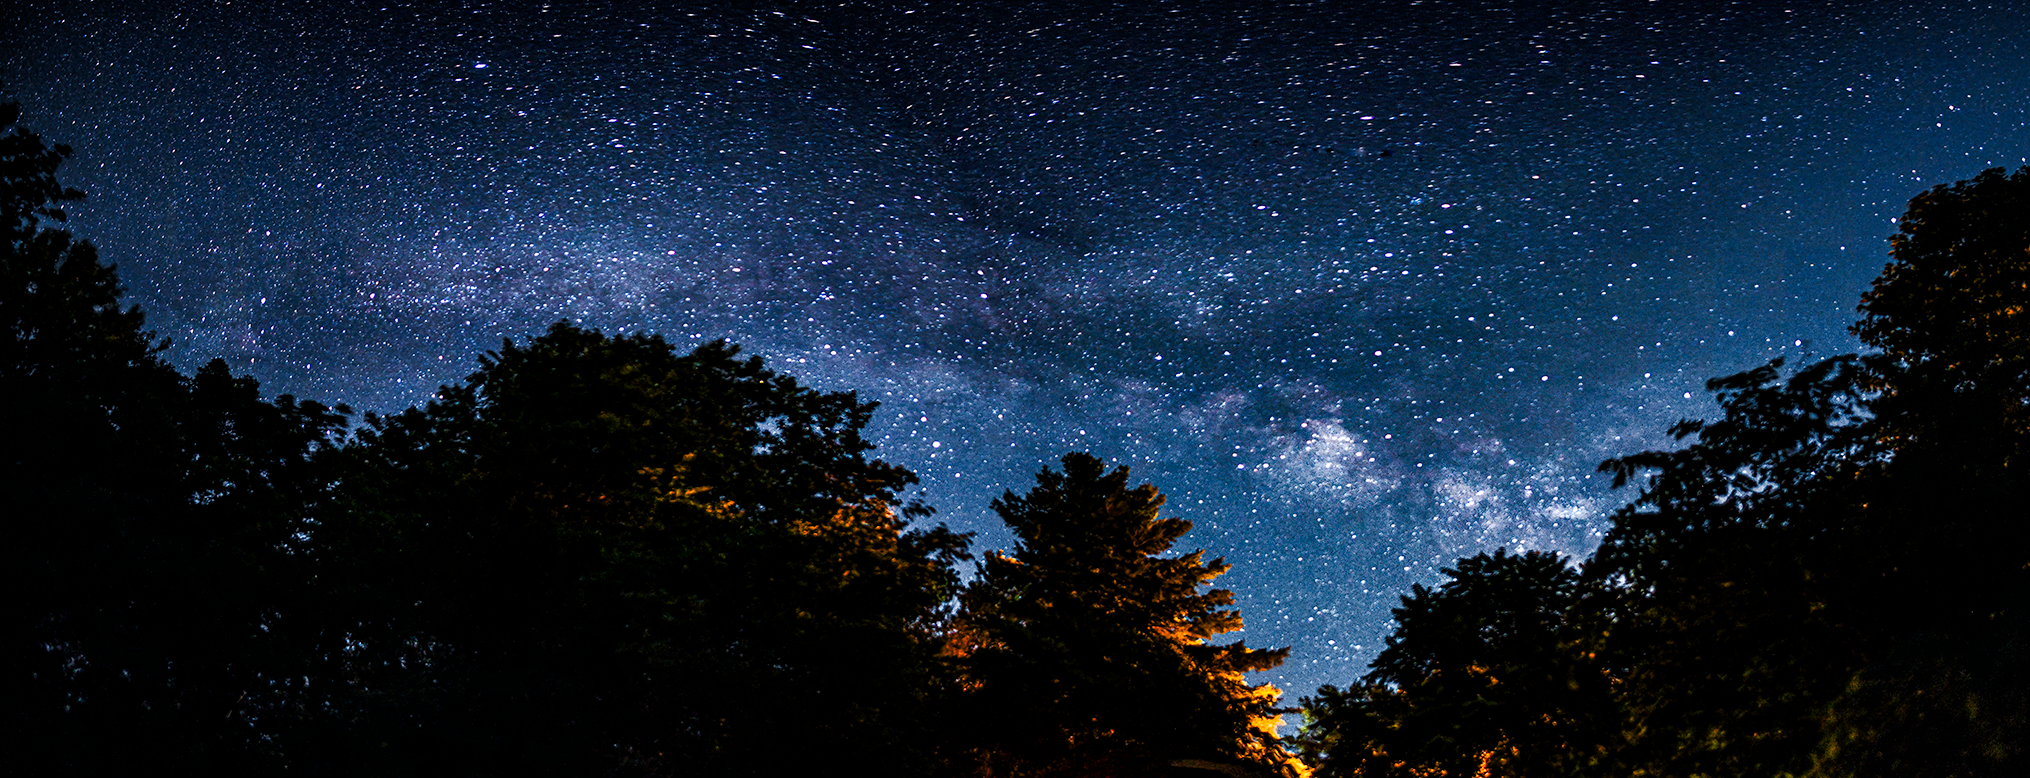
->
xmin=1586 ymin=357 xmax=1886 ymax=777
xmin=5 ymin=99 xmax=348 ymax=774
xmin=23 ymin=72 xmax=2020 ymax=775
xmin=1303 ymin=166 xmax=2030 ymax=777
xmin=1298 ymin=550 xmax=1614 ymax=778
xmin=947 ymin=453 xmax=1296 ymax=777
xmin=297 ymin=322 xmax=970 ymax=775
xmin=0 ymin=100 xmax=83 ymax=240
xmin=1855 ymin=165 xmax=2030 ymax=394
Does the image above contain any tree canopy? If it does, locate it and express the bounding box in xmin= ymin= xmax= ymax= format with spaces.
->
xmin=1301 ymin=167 xmax=2030 ymax=778
xmin=1300 ymin=550 xmax=1614 ymax=778
xmin=298 ymin=322 xmax=973 ymax=774
xmin=6 ymin=98 xmax=348 ymax=774
xmin=4 ymin=96 xmax=1294 ymax=776
xmin=14 ymin=81 xmax=2024 ymax=777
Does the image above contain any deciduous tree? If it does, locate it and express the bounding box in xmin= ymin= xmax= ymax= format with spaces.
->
xmin=1299 ymin=550 xmax=1614 ymax=778
xmin=5 ymin=98 xmax=346 ymax=774
xmin=305 ymin=322 xmax=969 ymax=775
xmin=1302 ymin=166 xmax=2030 ymax=778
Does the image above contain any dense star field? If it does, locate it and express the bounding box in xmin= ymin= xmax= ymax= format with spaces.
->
xmin=7 ymin=0 xmax=2028 ymax=701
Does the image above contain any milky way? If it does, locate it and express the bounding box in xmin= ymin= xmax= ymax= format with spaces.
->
xmin=9 ymin=0 xmax=2028 ymax=700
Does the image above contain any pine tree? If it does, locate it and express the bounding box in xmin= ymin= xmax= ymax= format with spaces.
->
xmin=948 ymin=452 xmax=1295 ymax=777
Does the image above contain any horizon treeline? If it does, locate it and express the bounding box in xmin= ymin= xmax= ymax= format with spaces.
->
xmin=5 ymin=99 xmax=1298 ymax=778
xmin=9 ymin=94 xmax=2027 ymax=777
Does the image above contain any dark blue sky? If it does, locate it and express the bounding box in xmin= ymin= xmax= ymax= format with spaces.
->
xmin=9 ymin=0 xmax=2027 ymax=703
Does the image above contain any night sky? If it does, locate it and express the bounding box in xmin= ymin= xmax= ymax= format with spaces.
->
xmin=8 ymin=0 xmax=2028 ymax=702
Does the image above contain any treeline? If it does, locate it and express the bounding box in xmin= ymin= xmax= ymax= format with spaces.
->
xmin=5 ymin=102 xmax=1296 ymax=777
xmin=1298 ymin=166 xmax=2030 ymax=777
xmin=10 ymin=96 xmax=2027 ymax=777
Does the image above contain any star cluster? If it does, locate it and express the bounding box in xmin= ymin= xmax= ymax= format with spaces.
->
xmin=8 ymin=0 xmax=2027 ymax=696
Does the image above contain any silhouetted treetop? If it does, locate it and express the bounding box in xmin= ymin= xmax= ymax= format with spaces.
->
xmin=0 ymin=100 xmax=85 ymax=241
xmin=6 ymin=96 xmax=348 ymax=775
xmin=947 ymin=453 xmax=1296 ymax=776
xmin=1301 ymin=550 xmax=1614 ymax=778
xmin=1855 ymin=165 xmax=2030 ymax=382
xmin=317 ymin=320 xmax=969 ymax=775
xmin=1308 ymin=164 xmax=2030 ymax=778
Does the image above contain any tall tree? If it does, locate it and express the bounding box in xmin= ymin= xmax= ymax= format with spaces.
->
xmin=1567 ymin=169 xmax=2029 ymax=777
xmin=948 ymin=452 xmax=1296 ymax=777
xmin=5 ymin=91 xmax=180 ymax=773
xmin=1586 ymin=356 xmax=1882 ymax=777
xmin=1302 ymin=166 xmax=2030 ymax=778
xmin=1573 ymin=168 xmax=2030 ymax=777
xmin=4 ymin=98 xmax=346 ymax=774
xmin=1802 ymin=165 xmax=2030 ymax=778
xmin=1849 ymin=165 xmax=2030 ymax=624
xmin=301 ymin=322 xmax=969 ymax=776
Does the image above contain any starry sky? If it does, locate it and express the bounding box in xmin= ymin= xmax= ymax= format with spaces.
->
xmin=8 ymin=0 xmax=2028 ymax=701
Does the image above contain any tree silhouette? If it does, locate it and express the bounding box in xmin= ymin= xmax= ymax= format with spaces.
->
xmin=1299 ymin=550 xmax=1615 ymax=778
xmin=303 ymin=322 xmax=969 ymax=775
xmin=6 ymin=93 xmax=184 ymax=771
xmin=1582 ymin=356 xmax=1884 ymax=776
xmin=1855 ymin=166 xmax=2030 ymax=400
xmin=946 ymin=452 xmax=1295 ymax=777
xmin=1800 ymin=165 xmax=2030 ymax=778
xmin=0 ymin=100 xmax=82 ymax=239
xmin=1849 ymin=166 xmax=2030 ymax=630
xmin=5 ymin=98 xmax=347 ymax=774
xmin=1304 ymin=166 xmax=2030 ymax=778
xmin=1566 ymin=168 xmax=2029 ymax=777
